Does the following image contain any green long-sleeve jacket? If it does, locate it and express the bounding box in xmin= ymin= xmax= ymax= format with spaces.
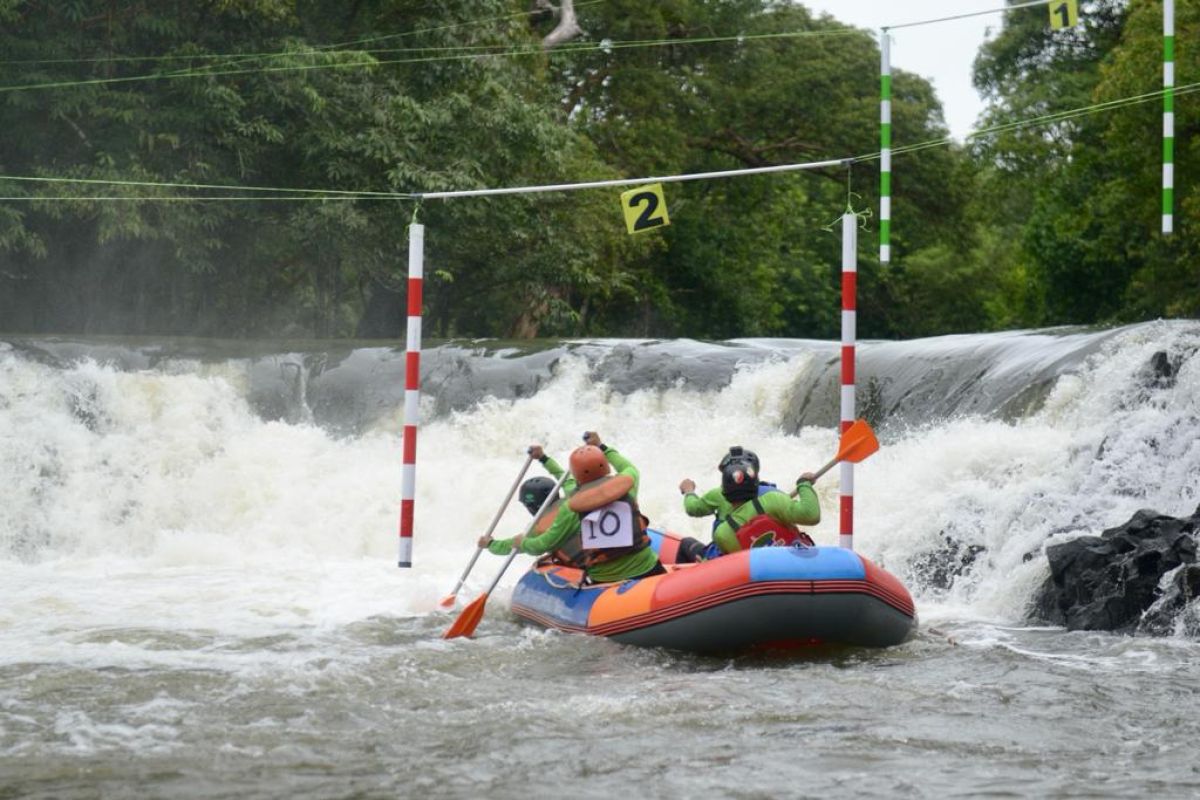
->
xmin=702 ymin=480 xmax=820 ymax=554
xmin=683 ymin=487 xmax=733 ymax=520
xmin=539 ymin=455 xmax=576 ymax=496
xmin=489 ymin=447 xmax=659 ymax=583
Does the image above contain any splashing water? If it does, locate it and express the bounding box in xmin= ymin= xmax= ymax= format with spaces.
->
xmin=3 ymin=322 xmax=1200 ymax=797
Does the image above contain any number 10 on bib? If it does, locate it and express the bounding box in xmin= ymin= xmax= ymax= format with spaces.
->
xmin=581 ymin=501 xmax=636 ymax=549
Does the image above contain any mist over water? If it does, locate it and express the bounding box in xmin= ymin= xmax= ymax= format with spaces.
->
xmin=3 ymin=321 xmax=1200 ymax=797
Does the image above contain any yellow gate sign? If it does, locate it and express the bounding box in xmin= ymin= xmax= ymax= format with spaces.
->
xmin=620 ymin=183 xmax=670 ymax=234
xmin=1049 ymin=0 xmax=1079 ymax=29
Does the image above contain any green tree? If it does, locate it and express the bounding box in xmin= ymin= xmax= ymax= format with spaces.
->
xmin=553 ymin=0 xmax=972 ymax=338
xmin=1091 ymin=0 xmax=1199 ymax=319
xmin=0 ymin=0 xmax=635 ymax=338
xmin=965 ymin=0 xmax=1176 ymax=327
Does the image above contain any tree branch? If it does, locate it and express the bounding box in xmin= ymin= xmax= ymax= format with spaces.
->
xmin=536 ymin=0 xmax=583 ymax=49
xmin=689 ymin=128 xmax=824 ymax=168
xmin=61 ymin=114 xmax=93 ymax=149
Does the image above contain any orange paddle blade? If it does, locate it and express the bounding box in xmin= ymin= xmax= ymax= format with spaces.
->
xmin=442 ymin=594 xmax=488 ymax=639
xmin=437 ymin=594 xmax=457 ymax=610
xmin=835 ymin=419 xmax=879 ymax=464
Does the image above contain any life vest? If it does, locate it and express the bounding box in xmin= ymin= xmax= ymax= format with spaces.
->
xmin=718 ymin=496 xmax=814 ymax=552
xmin=710 ymin=481 xmax=781 ymax=533
xmin=531 ymin=499 xmax=561 ymax=535
xmin=551 ymin=473 xmax=651 ymax=569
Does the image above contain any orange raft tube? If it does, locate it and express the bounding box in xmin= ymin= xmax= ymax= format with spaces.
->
xmin=509 ymin=529 xmax=918 ymax=653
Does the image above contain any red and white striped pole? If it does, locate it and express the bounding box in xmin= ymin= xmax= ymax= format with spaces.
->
xmin=840 ymin=212 xmax=857 ymax=550
xmin=398 ymin=222 xmax=424 ymax=568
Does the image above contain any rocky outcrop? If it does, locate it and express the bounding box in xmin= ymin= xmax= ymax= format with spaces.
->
xmin=909 ymin=534 xmax=987 ymax=594
xmin=1032 ymin=506 xmax=1200 ymax=633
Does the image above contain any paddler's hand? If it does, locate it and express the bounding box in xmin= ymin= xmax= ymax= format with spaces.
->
xmin=679 ymin=478 xmax=696 ymax=494
xmin=582 ymin=431 xmax=602 ymax=447
xmin=477 ymin=534 xmax=493 ymax=549
xmin=527 ymin=444 xmax=545 ymax=460
xmin=510 ymin=534 xmax=525 ymax=553
xmin=798 ymin=472 xmax=817 ymax=485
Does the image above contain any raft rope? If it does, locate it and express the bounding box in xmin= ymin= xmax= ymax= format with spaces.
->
xmin=542 ymin=568 xmax=587 ymax=592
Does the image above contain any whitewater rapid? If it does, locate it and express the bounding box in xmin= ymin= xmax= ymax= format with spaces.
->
xmin=4 ymin=322 xmax=1200 ymax=797
xmin=4 ymin=323 xmax=1200 ymax=655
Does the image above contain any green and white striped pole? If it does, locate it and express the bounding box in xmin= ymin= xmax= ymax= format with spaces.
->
xmin=1164 ymin=0 xmax=1175 ymax=234
xmin=880 ymin=28 xmax=892 ymax=265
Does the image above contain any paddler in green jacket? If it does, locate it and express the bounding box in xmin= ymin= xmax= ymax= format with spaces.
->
xmin=679 ymin=446 xmax=773 ymax=523
xmin=681 ymin=448 xmax=820 ymax=555
xmin=479 ymin=432 xmax=665 ymax=584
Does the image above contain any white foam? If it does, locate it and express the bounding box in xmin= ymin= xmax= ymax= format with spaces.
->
xmin=3 ymin=322 xmax=1199 ymax=671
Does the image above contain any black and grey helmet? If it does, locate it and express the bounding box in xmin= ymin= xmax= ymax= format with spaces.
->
xmin=718 ymin=446 xmax=760 ymax=473
xmin=720 ymin=458 xmax=760 ymax=503
xmin=519 ymin=476 xmax=557 ymax=515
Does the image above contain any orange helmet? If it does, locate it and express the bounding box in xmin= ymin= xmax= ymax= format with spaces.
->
xmin=569 ymin=445 xmax=609 ymax=484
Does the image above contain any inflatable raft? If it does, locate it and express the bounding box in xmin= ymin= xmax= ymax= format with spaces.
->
xmin=509 ymin=529 xmax=917 ymax=653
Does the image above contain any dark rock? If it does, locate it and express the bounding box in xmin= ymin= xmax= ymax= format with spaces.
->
xmin=1031 ymin=505 xmax=1200 ymax=632
xmin=1143 ymin=346 xmax=1197 ymax=390
xmin=1140 ymin=564 xmax=1200 ymax=636
xmin=909 ymin=534 xmax=987 ymax=593
xmin=1148 ymin=350 xmax=1176 ymax=385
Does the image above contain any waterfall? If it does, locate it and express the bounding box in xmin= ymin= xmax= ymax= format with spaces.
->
xmin=3 ymin=321 xmax=1198 ymax=628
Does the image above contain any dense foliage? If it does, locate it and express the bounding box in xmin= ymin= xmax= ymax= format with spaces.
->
xmin=0 ymin=0 xmax=1192 ymax=339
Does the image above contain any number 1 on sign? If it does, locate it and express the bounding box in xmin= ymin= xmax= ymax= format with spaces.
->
xmin=1049 ymin=0 xmax=1079 ymax=29
xmin=620 ymin=183 xmax=670 ymax=234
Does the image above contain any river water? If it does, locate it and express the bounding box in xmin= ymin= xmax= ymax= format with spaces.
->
xmin=3 ymin=321 xmax=1200 ymax=798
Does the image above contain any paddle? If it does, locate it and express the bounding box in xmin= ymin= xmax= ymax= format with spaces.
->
xmin=791 ymin=419 xmax=880 ymax=494
xmin=438 ymin=452 xmax=535 ymax=609
xmin=442 ymin=468 xmax=570 ymax=639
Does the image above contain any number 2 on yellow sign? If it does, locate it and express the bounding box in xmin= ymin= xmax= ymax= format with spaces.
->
xmin=620 ymin=183 xmax=670 ymax=234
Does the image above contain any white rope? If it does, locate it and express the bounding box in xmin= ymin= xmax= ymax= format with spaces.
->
xmin=885 ymin=0 xmax=1052 ymax=32
xmin=413 ymin=158 xmax=851 ymax=199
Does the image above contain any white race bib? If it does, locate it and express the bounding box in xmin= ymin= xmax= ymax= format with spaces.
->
xmin=580 ymin=501 xmax=635 ymax=550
